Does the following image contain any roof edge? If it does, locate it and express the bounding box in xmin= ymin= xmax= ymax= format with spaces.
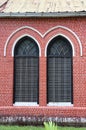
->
xmin=0 ymin=11 xmax=86 ymax=18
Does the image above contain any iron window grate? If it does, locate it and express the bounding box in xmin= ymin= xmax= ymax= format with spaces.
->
xmin=14 ymin=36 xmax=39 ymax=104
xmin=47 ymin=36 xmax=73 ymax=104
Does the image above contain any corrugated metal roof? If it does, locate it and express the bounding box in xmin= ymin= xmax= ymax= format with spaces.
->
xmin=0 ymin=0 xmax=7 ymax=7
xmin=1 ymin=0 xmax=86 ymax=13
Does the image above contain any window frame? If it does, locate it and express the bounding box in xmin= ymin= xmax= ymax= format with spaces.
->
xmin=47 ymin=36 xmax=73 ymax=106
xmin=13 ymin=36 xmax=39 ymax=106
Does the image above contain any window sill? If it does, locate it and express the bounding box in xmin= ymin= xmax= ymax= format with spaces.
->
xmin=13 ymin=102 xmax=39 ymax=106
xmin=47 ymin=102 xmax=73 ymax=106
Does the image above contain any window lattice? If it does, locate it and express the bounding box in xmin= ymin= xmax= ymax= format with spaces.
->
xmin=14 ymin=36 xmax=39 ymax=103
xmin=47 ymin=36 xmax=73 ymax=103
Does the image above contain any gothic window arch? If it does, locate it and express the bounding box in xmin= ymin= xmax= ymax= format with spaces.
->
xmin=14 ymin=36 xmax=39 ymax=105
xmin=47 ymin=36 xmax=73 ymax=105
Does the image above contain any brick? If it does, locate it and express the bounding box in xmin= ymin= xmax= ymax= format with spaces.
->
xmin=0 ymin=17 xmax=86 ymax=117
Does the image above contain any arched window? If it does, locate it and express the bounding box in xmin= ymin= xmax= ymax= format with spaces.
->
xmin=47 ymin=36 xmax=73 ymax=105
xmin=14 ymin=36 xmax=39 ymax=105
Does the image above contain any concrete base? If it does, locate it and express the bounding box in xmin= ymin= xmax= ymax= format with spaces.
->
xmin=0 ymin=116 xmax=86 ymax=126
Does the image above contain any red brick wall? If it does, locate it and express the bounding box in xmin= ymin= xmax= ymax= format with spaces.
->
xmin=0 ymin=17 xmax=86 ymax=118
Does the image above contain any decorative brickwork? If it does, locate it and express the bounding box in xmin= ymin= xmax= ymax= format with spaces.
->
xmin=0 ymin=17 xmax=86 ymax=124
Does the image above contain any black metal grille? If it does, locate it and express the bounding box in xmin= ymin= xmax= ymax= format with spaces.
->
xmin=47 ymin=36 xmax=72 ymax=57
xmin=47 ymin=36 xmax=73 ymax=103
xmin=14 ymin=37 xmax=39 ymax=57
xmin=14 ymin=36 xmax=39 ymax=103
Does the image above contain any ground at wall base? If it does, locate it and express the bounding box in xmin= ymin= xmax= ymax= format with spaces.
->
xmin=0 ymin=116 xmax=86 ymax=127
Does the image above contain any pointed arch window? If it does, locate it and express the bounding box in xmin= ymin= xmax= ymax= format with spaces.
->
xmin=14 ymin=36 xmax=39 ymax=106
xmin=47 ymin=36 xmax=73 ymax=106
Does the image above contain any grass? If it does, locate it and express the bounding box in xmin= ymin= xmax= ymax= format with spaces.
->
xmin=0 ymin=125 xmax=86 ymax=130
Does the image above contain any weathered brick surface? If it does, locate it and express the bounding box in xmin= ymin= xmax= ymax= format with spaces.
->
xmin=0 ymin=17 xmax=86 ymax=119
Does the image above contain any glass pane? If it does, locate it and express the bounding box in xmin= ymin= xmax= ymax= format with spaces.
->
xmin=14 ymin=57 xmax=39 ymax=102
xmin=14 ymin=36 xmax=39 ymax=57
xmin=47 ymin=36 xmax=72 ymax=57
xmin=47 ymin=36 xmax=73 ymax=103
xmin=14 ymin=36 xmax=39 ymax=103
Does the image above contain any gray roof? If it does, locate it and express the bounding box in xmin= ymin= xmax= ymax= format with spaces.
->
xmin=0 ymin=0 xmax=86 ymax=17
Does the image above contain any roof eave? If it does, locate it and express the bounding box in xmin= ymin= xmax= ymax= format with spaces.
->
xmin=0 ymin=11 xmax=86 ymax=18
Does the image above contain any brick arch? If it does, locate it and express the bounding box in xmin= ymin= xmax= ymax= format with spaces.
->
xmin=12 ymin=34 xmax=41 ymax=57
xmin=4 ymin=25 xmax=82 ymax=57
xmin=44 ymin=26 xmax=82 ymax=57
xmin=4 ymin=26 xmax=42 ymax=57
